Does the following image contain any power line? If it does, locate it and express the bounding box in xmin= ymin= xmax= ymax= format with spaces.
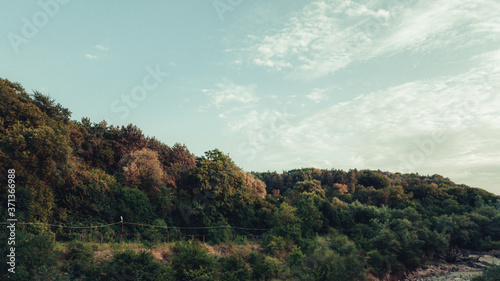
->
xmin=1 ymin=221 xmax=270 ymax=231
xmin=125 ymin=222 xmax=269 ymax=231
xmin=232 ymin=226 xmax=269 ymax=231
xmin=0 ymin=221 xmax=122 ymax=229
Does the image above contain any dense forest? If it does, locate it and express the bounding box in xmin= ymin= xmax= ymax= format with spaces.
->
xmin=1 ymin=77 xmax=499 ymax=280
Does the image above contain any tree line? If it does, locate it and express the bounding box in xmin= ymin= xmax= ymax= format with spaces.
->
xmin=1 ymin=77 xmax=499 ymax=280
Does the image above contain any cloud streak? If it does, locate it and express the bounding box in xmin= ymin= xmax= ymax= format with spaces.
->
xmin=202 ymin=81 xmax=259 ymax=108
xmin=307 ymin=88 xmax=330 ymax=103
xmin=96 ymin=44 xmax=109 ymax=51
xmin=245 ymin=0 xmax=500 ymax=79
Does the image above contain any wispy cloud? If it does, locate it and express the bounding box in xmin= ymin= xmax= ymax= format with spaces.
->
xmin=245 ymin=0 xmax=393 ymax=77
xmin=307 ymin=88 xmax=330 ymax=103
xmin=85 ymin=44 xmax=109 ymax=60
xmin=227 ymin=108 xmax=292 ymax=133
xmin=85 ymin=54 xmax=97 ymax=60
xmin=95 ymin=44 xmax=109 ymax=51
xmin=202 ymin=81 xmax=259 ymax=108
xmin=244 ymin=0 xmax=500 ymax=79
xmin=372 ymin=0 xmax=500 ymax=54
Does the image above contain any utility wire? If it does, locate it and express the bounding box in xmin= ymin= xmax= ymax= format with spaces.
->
xmin=1 ymin=221 xmax=269 ymax=231
xmin=0 ymin=221 xmax=122 ymax=229
xmin=125 ymin=222 xmax=269 ymax=231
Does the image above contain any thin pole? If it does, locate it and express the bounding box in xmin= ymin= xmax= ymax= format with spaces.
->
xmin=120 ymin=216 xmax=123 ymax=244
xmin=100 ymin=234 xmax=103 ymax=246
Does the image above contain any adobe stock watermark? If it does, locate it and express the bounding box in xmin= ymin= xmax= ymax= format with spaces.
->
xmin=110 ymin=65 xmax=169 ymax=120
xmin=398 ymin=94 xmax=481 ymax=173
xmin=212 ymin=0 xmax=243 ymax=21
xmin=6 ymin=169 xmax=16 ymax=275
xmin=8 ymin=0 xmax=70 ymax=54
xmin=238 ymin=106 xmax=292 ymax=161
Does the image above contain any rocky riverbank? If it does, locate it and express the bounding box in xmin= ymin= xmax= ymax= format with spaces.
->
xmin=404 ymin=250 xmax=500 ymax=281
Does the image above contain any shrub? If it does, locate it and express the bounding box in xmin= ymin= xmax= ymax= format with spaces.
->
xmin=31 ymin=266 xmax=74 ymax=281
xmin=287 ymin=245 xmax=305 ymax=268
xmin=295 ymin=237 xmax=368 ymax=281
xmin=100 ymin=250 xmax=173 ymax=281
xmin=171 ymin=241 xmax=217 ymax=281
xmin=261 ymin=233 xmax=286 ymax=255
xmin=249 ymin=252 xmax=280 ymax=280
xmin=206 ymin=221 xmax=234 ymax=244
xmin=219 ymin=256 xmax=251 ymax=281
xmin=367 ymin=249 xmax=390 ymax=278
xmin=143 ymin=218 xmax=169 ymax=243
xmin=64 ymin=241 xmax=94 ymax=279
xmin=3 ymin=232 xmax=58 ymax=280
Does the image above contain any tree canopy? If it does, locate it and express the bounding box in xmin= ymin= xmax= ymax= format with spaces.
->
xmin=1 ymin=78 xmax=499 ymax=280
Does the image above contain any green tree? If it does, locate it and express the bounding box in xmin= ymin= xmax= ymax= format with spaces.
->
xmin=358 ymin=170 xmax=389 ymax=189
xmin=58 ymin=168 xmax=118 ymax=223
xmin=181 ymin=149 xmax=261 ymax=228
xmin=296 ymin=194 xmax=323 ymax=238
xmin=269 ymin=202 xmax=302 ymax=240
xmin=111 ymin=186 xmax=156 ymax=235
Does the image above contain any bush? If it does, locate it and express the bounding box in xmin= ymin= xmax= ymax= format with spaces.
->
xmin=206 ymin=220 xmax=234 ymax=244
xmin=143 ymin=218 xmax=169 ymax=244
xmin=171 ymin=241 xmax=217 ymax=281
xmin=100 ymin=250 xmax=173 ymax=281
xmin=367 ymin=249 xmax=390 ymax=278
xmin=296 ymin=236 xmax=368 ymax=281
xmin=111 ymin=186 xmax=156 ymax=233
xmin=261 ymin=233 xmax=286 ymax=255
xmin=31 ymin=266 xmax=74 ymax=281
xmin=64 ymin=242 xmax=94 ymax=279
xmin=287 ymin=245 xmax=305 ymax=267
xmin=1 ymin=232 xmax=58 ymax=280
xmin=249 ymin=252 xmax=280 ymax=280
xmin=219 ymin=256 xmax=251 ymax=281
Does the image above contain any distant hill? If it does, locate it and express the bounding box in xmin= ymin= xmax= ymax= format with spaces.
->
xmin=1 ymin=77 xmax=499 ymax=280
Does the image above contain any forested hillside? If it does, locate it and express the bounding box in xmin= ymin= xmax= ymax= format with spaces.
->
xmin=1 ymin=77 xmax=499 ymax=280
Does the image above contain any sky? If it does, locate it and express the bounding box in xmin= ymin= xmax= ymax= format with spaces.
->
xmin=1 ymin=0 xmax=499 ymax=194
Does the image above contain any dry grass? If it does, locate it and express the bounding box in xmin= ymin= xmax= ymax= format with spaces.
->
xmin=204 ymin=242 xmax=262 ymax=260
xmin=54 ymin=241 xmax=263 ymax=263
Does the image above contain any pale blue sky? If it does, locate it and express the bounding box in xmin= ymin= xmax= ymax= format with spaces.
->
xmin=1 ymin=0 xmax=499 ymax=194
